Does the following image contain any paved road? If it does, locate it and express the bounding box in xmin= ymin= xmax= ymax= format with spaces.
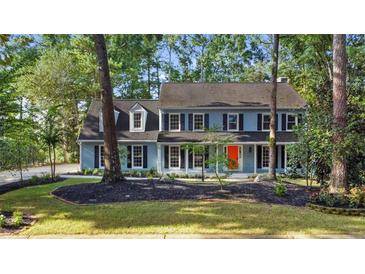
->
xmin=0 ymin=164 xmax=80 ymax=185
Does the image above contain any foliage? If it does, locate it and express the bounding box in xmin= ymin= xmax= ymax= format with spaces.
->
xmin=0 ymin=214 xmax=5 ymax=228
xmin=12 ymin=211 xmax=23 ymax=227
xmin=348 ymin=187 xmax=365 ymax=208
xmin=274 ymin=178 xmax=287 ymax=197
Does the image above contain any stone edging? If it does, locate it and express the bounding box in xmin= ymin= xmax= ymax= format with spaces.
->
xmin=307 ymin=203 xmax=365 ymax=216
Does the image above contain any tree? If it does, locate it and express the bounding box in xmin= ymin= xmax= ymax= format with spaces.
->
xmin=93 ymin=34 xmax=122 ymax=183
xmin=268 ymin=34 xmax=279 ymax=180
xmin=330 ymin=34 xmax=348 ymax=193
xmin=182 ymin=143 xmax=207 ymax=182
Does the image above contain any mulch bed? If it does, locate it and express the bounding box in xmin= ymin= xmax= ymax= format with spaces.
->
xmin=0 ymin=211 xmax=35 ymax=234
xmin=0 ymin=177 xmax=65 ymax=195
xmin=52 ymin=180 xmax=314 ymax=207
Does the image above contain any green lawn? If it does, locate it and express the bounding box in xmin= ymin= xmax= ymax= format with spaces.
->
xmin=1 ymin=178 xmax=364 ymax=237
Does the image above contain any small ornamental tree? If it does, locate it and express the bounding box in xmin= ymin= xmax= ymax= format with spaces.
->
xmin=182 ymin=143 xmax=207 ymax=182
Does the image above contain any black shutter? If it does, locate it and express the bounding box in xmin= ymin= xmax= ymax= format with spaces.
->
xmin=188 ymin=149 xmax=193 ymax=168
xmin=281 ymin=145 xmax=285 ymax=169
xmin=180 ymin=147 xmax=185 ymax=169
xmin=188 ymin=114 xmax=193 ymax=131
xmin=257 ymin=114 xmax=262 ymax=131
xmin=143 ymin=145 xmax=148 ymax=168
xmin=239 ymin=113 xmax=244 ymax=131
xmin=275 ymin=145 xmax=278 ymax=168
xmin=127 ymin=145 xmax=132 ymax=168
xmin=204 ymin=146 xmax=209 ymax=168
xmin=94 ymin=145 xmax=99 ymax=168
xmin=282 ymin=113 xmax=287 ymax=131
xmin=223 ymin=113 xmax=227 ymax=131
xmin=204 ymin=113 xmax=209 ymax=130
xmin=164 ymin=113 xmax=169 ymax=131
xmin=298 ymin=113 xmax=303 ymax=124
xmin=180 ymin=113 xmax=185 ymax=131
xmin=164 ymin=146 xmax=169 ymax=168
xmin=257 ymin=145 xmax=262 ymax=169
xmin=275 ymin=114 xmax=278 ymax=130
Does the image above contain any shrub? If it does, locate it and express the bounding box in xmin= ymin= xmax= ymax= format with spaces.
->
xmin=147 ymin=174 xmax=153 ymax=181
xmin=30 ymin=175 xmax=39 ymax=184
xmin=348 ymin=187 xmax=365 ymax=208
xmin=166 ymin=173 xmax=176 ymax=181
xmin=310 ymin=191 xmax=348 ymax=208
xmin=12 ymin=211 xmax=23 ymax=227
xmin=0 ymin=214 xmax=5 ymax=228
xmin=274 ymin=179 xmax=287 ymax=197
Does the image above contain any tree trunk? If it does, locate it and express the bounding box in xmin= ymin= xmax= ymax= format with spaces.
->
xmin=48 ymin=145 xmax=53 ymax=179
xmin=93 ymin=34 xmax=122 ymax=183
xmin=53 ymin=145 xmax=57 ymax=181
xmin=202 ymin=154 xmax=205 ymax=182
xmin=330 ymin=34 xmax=348 ymax=193
xmin=269 ymin=34 xmax=279 ymax=180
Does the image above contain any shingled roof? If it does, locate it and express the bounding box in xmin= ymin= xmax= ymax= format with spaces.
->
xmin=78 ymin=99 xmax=159 ymax=141
xmin=160 ymin=82 xmax=307 ymax=109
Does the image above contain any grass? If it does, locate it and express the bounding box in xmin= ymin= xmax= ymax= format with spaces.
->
xmin=1 ymin=178 xmax=365 ymax=237
xmin=283 ymin=177 xmax=321 ymax=187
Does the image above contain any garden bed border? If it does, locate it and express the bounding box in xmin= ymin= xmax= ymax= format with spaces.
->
xmin=307 ymin=203 xmax=365 ymax=216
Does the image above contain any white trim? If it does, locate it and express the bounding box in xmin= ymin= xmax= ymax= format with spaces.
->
xmin=157 ymin=143 xmax=162 ymax=173
xmin=286 ymin=112 xmax=298 ymax=132
xmin=261 ymin=113 xmax=270 ymax=132
xmin=284 ymin=146 xmax=288 ymax=169
xmin=159 ymin=110 xmax=162 ymax=131
xmin=79 ymin=142 xmax=83 ymax=171
xmin=158 ymin=141 xmax=297 ymax=145
xmin=169 ymin=145 xmax=180 ymax=169
xmin=227 ymin=113 xmax=239 ymax=131
xmin=169 ymin=113 xmax=181 ymax=132
xmin=99 ymin=145 xmax=105 ymax=169
xmin=193 ymin=113 xmax=205 ymax=131
xmin=253 ymin=144 xmax=257 ymax=174
xmin=78 ymin=140 xmax=156 ymax=143
xmin=185 ymin=148 xmax=188 ymax=174
xmin=261 ymin=145 xmax=269 ymax=169
xmin=131 ymin=145 xmax=143 ymax=169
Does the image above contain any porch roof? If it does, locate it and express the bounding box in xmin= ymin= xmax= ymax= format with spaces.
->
xmin=157 ymin=131 xmax=297 ymax=143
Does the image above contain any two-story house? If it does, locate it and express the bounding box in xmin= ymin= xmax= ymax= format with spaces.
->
xmin=78 ymin=81 xmax=306 ymax=176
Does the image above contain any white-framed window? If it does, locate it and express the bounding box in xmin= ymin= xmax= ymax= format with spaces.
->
xmin=169 ymin=145 xmax=180 ymax=169
xmin=262 ymin=146 xmax=269 ymax=169
xmin=100 ymin=145 xmax=105 ymax=168
xmin=262 ymin=113 xmax=270 ymax=131
xmin=133 ymin=112 xmax=142 ymax=129
xmin=193 ymin=113 xmax=204 ymax=131
xmin=228 ymin=113 xmax=239 ymax=131
xmin=193 ymin=151 xmax=203 ymax=168
xmin=169 ymin=113 xmax=180 ymax=131
xmin=132 ymin=145 xmax=143 ymax=168
xmin=287 ymin=113 xmax=297 ymax=131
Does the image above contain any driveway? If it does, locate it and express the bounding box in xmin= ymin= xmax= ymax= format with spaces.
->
xmin=0 ymin=164 xmax=80 ymax=185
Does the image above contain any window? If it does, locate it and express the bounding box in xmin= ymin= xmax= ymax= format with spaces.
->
xmin=193 ymin=151 xmax=203 ymax=168
xmin=262 ymin=114 xmax=270 ymax=131
xmin=228 ymin=113 xmax=239 ymax=131
xmin=169 ymin=146 xmax=180 ymax=168
xmin=287 ymin=114 xmax=297 ymax=130
xmin=132 ymin=145 xmax=143 ymax=168
xmin=262 ymin=146 xmax=269 ymax=168
xmin=193 ymin=113 xmax=204 ymax=131
xmin=100 ymin=146 xmax=105 ymax=167
xmin=169 ymin=113 xmax=180 ymax=131
xmin=133 ymin=112 xmax=142 ymax=129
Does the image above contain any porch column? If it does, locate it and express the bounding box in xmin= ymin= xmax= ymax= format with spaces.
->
xmin=215 ymin=144 xmax=219 ymax=174
xmin=253 ymin=144 xmax=257 ymax=174
xmin=284 ymin=145 xmax=287 ymax=169
xmin=157 ymin=143 xmax=162 ymax=174
xmin=185 ymin=147 xmax=188 ymax=174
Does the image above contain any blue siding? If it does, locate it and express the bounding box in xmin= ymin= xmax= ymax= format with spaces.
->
xmin=161 ymin=109 xmax=303 ymax=132
xmin=81 ymin=142 xmax=157 ymax=171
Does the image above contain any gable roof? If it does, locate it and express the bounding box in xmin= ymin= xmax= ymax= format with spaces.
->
xmin=160 ymin=82 xmax=307 ymax=109
xmin=78 ymin=99 xmax=159 ymax=141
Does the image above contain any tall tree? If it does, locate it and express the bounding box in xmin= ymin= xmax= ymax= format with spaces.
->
xmin=330 ymin=34 xmax=348 ymax=192
xmin=93 ymin=34 xmax=122 ymax=183
xmin=268 ymin=34 xmax=279 ymax=179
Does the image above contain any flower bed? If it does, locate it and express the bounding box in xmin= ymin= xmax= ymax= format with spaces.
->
xmin=308 ymin=187 xmax=365 ymax=215
xmin=0 ymin=210 xmax=35 ymax=234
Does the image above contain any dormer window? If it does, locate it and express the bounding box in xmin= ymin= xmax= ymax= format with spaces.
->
xmin=129 ymin=103 xmax=147 ymax=132
xmin=133 ymin=112 xmax=142 ymax=129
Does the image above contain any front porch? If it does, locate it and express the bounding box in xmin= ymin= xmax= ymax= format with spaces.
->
xmin=156 ymin=143 xmax=288 ymax=176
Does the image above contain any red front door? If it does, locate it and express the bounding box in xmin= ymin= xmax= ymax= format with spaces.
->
xmin=227 ymin=145 xmax=239 ymax=169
